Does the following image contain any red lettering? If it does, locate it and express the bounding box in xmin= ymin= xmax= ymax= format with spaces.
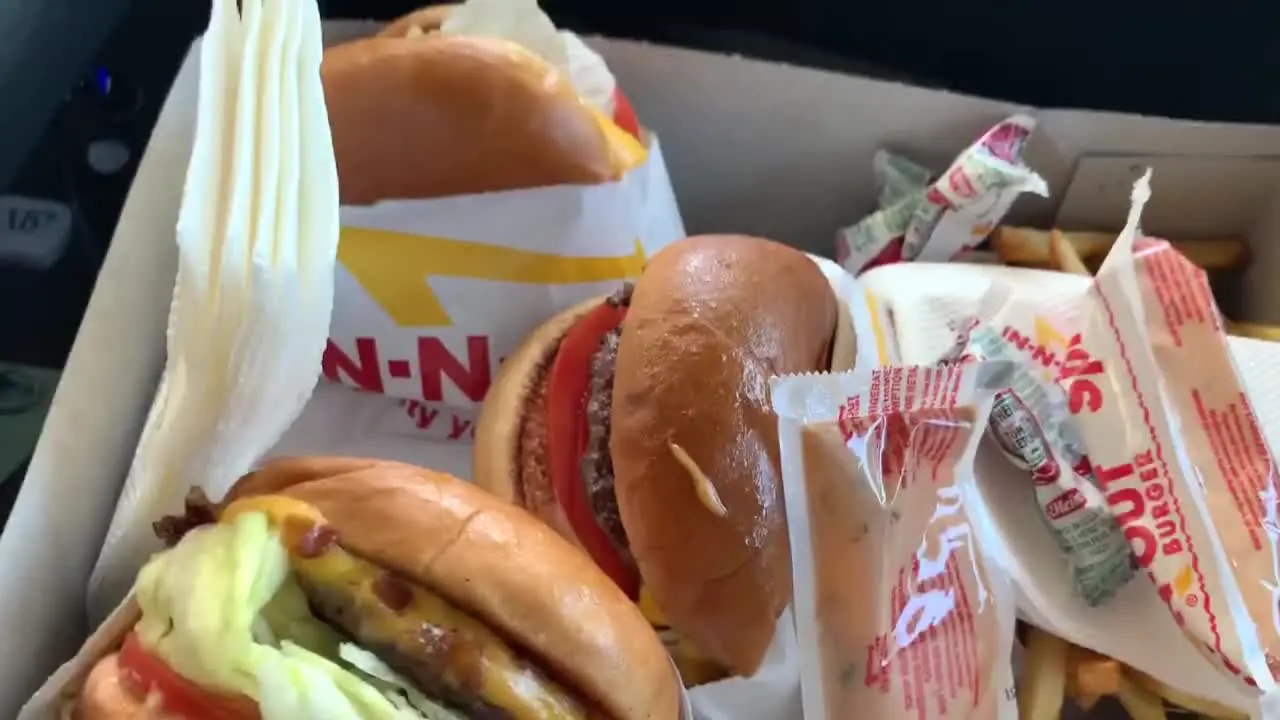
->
xmin=322 ymin=338 xmax=384 ymax=393
xmin=1029 ymin=345 xmax=1057 ymax=369
xmin=418 ymin=336 xmax=492 ymax=403
xmin=1110 ymin=486 xmax=1146 ymax=525
xmin=1070 ymin=455 xmax=1094 ymax=478
xmin=1060 ymin=350 xmax=1103 ymax=380
xmin=1001 ymin=326 xmax=1033 ymax=351
xmin=1065 ymin=378 xmax=1103 ymax=414
xmin=1126 ymin=525 xmax=1158 ymax=567
xmin=1093 ymin=461 xmax=1134 ymax=490
xmin=402 ymin=400 xmax=440 ymax=430
xmin=448 ymin=415 xmax=474 ymax=441
xmin=864 ymin=634 xmax=890 ymax=688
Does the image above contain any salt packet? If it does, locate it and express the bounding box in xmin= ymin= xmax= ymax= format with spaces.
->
xmin=835 ymin=115 xmax=1048 ymax=274
xmin=771 ymin=363 xmax=1018 ymax=720
xmin=940 ymin=292 xmax=1137 ymax=607
xmin=1072 ymin=169 xmax=1280 ymax=712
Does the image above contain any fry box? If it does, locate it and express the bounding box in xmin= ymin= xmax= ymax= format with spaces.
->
xmin=13 ymin=12 xmax=1280 ymax=720
xmin=321 ymin=25 xmax=685 ymax=434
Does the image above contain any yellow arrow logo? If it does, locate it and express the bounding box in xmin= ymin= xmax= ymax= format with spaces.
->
xmin=339 ymin=228 xmax=647 ymax=327
xmin=1174 ymin=564 xmax=1195 ymax=597
xmin=1033 ymin=316 xmax=1070 ymax=352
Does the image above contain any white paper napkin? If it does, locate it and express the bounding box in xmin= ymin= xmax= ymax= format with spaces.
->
xmin=860 ymin=261 xmax=1263 ymax=711
xmin=85 ymin=0 xmax=340 ymax=624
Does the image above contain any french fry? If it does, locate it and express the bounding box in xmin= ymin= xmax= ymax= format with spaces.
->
xmin=1227 ymin=321 xmax=1280 ymax=342
xmin=1129 ymin=670 xmax=1248 ymax=720
xmin=1018 ymin=627 xmax=1068 ymax=720
xmin=1115 ymin=674 xmax=1169 ymax=720
xmin=1048 ymin=229 xmax=1092 ymax=276
xmin=1065 ymin=645 xmax=1122 ymax=710
xmin=990 ymin=227 xmax=1250 ymax=271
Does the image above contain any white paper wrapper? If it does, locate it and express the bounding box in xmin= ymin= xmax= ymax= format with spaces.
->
xmin=326 ymin=139 xmax=681 ymax=419
xmin=321 ymin=0 xmax=685 ymax=428
xmin=85 ymin=0 xmax=339 ymax=623
xmin=860 ymin=260 xmax=1272 ymax=714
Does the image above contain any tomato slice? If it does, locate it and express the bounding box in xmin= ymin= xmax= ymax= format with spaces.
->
xmin=546 ymin=301 xmax=639 ymax=598
xmin=118 ymin=632 xmax=261 ymax=720
xmin=612 ymin=88 xmax=642 ymax=141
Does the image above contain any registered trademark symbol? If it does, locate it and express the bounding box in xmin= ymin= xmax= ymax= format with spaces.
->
xmin=1186 ymin=594 xmax=1199 ymax=608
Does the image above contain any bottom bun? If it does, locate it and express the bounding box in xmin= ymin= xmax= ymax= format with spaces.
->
xmin=73 ymin=655 xmax=148 ymax=720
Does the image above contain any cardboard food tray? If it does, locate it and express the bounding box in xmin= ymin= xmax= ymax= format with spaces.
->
xmin=6 ymin=18 xmax=1280 ymax=719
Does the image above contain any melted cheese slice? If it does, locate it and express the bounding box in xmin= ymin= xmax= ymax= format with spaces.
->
xmin=221 ymin=496 xmax=586 ymax=720
xmin=587 ymin=105 xmax=648 ymax=174
xmin=637 ymin=585 xmax=727 ymax=687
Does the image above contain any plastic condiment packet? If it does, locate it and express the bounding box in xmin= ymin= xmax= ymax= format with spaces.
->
xmin=771 ymin=363 xmax=1018 ymax=720
xmin=835 ymin=116 xmax=1048 ymax=275
xmin=1072 ymin=169 xmax=1280 ymax=704
xmin=904 ymin=115 xmax=1047 ymax=263
xmin=86 ymin=0 xmax=340 ymax=622
xmin=941 ymin=289 xmax=1137 ymax=607
xmin=833 ymin=173 xmax=917 ymax=273
xmin=875 ymin=149 xmax=933 ymax=209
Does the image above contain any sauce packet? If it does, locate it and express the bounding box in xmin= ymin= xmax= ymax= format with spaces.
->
xmin=835 ymin=116 xmax=1048 ymax=275
xmin=771 ymin=363 xmax=1018 ymax=720
xmin=940 ymin=292 xmax=1137 ymax=607
xmin=1071 ymin=169 xmax=1280 ymax=708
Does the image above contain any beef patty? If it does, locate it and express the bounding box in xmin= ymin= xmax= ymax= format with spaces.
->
xmin=580 ymin=284 xmax=632 ymax=553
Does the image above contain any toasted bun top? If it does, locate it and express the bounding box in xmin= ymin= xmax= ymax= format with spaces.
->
xmin=229 ymin=457 xmax=679 ymax=720
xmin=322 ymin=34 xmax=627 ymax=204
xmin=610 ymin=235 xmax=838 ymax=675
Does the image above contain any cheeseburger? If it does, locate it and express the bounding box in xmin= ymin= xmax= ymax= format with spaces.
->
xmin=322 ymin=5 xmax=646 ymax=205
xmin=66 ymin=457 xmax=680 ymax=719
xmin=474 ymin=235 xmax=856 ymax=683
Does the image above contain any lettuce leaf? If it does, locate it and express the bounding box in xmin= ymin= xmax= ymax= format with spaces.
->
xmin=130 ymin=512 xmax=442 ymax=719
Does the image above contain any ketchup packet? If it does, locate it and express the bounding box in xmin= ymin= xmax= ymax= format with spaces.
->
xmin=772 ymin=363 xmax=1017 ymax=720
xmin=941 ymin=294 xmax=1137 ymax=607
xmin=835 ymin=116 xmax=1048 ymax=275
xmin=1071 ymin=170 xmax=1280 ymax=706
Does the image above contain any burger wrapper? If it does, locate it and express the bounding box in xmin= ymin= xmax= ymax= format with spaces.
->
xmin=319 ymin=0 xmax=687 ymax=442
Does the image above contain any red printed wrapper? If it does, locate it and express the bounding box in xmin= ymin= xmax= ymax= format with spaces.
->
xmin=772 ymin=364 xmax=1018 ymax=720
xmin=1071 ymin=170 xmax=1280 ymax=701
xmin=835 ymin=116 xmax=1048 ymax=275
